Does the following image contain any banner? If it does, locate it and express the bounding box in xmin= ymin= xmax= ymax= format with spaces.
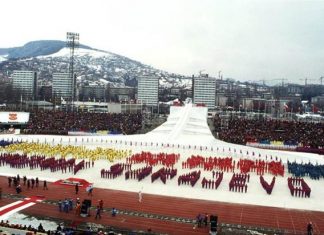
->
xmin=0 ymin=112 xmax=30 ymax=124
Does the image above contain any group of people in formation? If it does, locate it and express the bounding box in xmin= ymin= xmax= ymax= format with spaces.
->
xmin=0 ymin=140 xmax=315 ymax=202
xmin=2 ymin=142 xmax=131 ymax=161
xmin=126 ymin=151 xmax=180 ymax=168
xmin=288 ymin=177 xmax=311 ymax=198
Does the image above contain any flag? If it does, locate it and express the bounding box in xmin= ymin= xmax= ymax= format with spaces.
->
xmin=312 ymin=104 xmax=319 ymax=113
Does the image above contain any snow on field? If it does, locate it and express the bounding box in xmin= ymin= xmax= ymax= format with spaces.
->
xmin=1 ymin=104 xmax=324 ymax=213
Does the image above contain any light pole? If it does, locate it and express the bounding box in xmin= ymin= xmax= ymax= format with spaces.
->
xmin=66 ymin=32 xmax=79 ymax=111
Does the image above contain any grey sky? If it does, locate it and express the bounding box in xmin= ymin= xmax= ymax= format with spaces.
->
xmin=1 ymin=0 xmax=324 ymax=84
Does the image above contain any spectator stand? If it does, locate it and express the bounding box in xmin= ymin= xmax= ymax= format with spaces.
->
xmin=21 ymin=110 xmax=142 ymax=135
xmin=215 ymin=117 xmax=324 ymax=154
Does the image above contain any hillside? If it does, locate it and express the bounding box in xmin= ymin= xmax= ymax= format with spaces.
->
xmin=0 ymin=40 xmax=190 ymax=88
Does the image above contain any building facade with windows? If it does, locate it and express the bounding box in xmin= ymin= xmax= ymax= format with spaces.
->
xmin=193 ymin=75 xmax=216 ymax=109
xmin=12 ymin=70 xmax=37 ymax=100
xmin=52 ymin=73 xmax=73 ymax=100
xmin=137 ymin=76 xmax=159 ymax=106
xmin=80 ymin=84 xmax=106 ymax=102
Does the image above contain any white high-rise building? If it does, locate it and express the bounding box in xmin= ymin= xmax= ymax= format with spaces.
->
xmin=137 ymin=76 xmax=159 ymax=106
xmin=193 ymin=74 xmax=216 ymax=109
xmin=12 ymin=70 xmax=37 ymax=100
xmin=52 ymin=73 xmax=74 ymax=100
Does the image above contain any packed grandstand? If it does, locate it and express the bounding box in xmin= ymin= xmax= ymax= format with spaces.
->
xmin=214 ymin=115 xmax=324 ymax=154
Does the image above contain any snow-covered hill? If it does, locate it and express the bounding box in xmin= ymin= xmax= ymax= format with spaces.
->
xmin=0 ymin=55 xmax=7 ymax=62
xmin=0 ymin=41 xmax=190 ymax=88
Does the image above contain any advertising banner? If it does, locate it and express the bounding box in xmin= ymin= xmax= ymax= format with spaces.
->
xmin=0 ymin=112 xmax=30 ymax=124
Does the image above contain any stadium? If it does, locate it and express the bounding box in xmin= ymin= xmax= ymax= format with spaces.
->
xmin=0 ymin=104 xmax=323 ymax=235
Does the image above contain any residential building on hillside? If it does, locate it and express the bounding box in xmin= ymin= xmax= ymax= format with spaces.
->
xmin=193 ymin=74 xmax=216 ymax=109
xmin=108 ymin=86 xmax=136 ymax=102
xmin=80 ymin=84 xmax=106 ymax=102
xmin=52 ymin=73 xmax=74 ymax=100
xmin=12 ymin=70 xmax=37 ymax=100
xmin=137 ymin=76 xmax=159 ymax=106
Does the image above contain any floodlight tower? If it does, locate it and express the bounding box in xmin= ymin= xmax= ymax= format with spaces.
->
xmin=66 ymin=32 xmax=79 ymax=107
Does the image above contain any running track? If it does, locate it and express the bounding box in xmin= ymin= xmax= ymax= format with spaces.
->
xmin=0 ymin=176 xmax=323 ymax=235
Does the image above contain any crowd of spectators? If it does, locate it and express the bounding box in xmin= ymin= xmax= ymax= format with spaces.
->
xmin=214 ymin=116 xmax=324 ymax=149
xmin=0 ymin=220 xmax=47 ymax=234
xmin=22 ymin=110 xmax=142 ymax=135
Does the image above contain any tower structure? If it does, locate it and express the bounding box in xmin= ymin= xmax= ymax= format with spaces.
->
xmin=66 ymin=32 xmax=79 ymax=104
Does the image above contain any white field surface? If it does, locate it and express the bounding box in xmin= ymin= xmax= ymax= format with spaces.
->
xmin=1 ymin=104 xmax=324 ymax=213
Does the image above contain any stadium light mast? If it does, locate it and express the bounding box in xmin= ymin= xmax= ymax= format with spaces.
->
xmin=66 ymin=32 xmax=79 ymax=110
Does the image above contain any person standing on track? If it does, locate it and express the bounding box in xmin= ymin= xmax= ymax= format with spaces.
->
xmin=138 ymin=190 xmax=142 ymax=203
xmin=307 ymin=221 xmax=313 ymax=235
xmin=75 ymin=183 xmax=79 ymax=194
xmin=43 ymin=180 xmax=48 ymax=190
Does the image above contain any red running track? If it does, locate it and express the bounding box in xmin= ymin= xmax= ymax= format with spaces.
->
xmin=0 ymin=176 xmax=323 ymax=235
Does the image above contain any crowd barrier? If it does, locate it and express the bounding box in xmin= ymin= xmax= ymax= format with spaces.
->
xmin=247 ymin=142 xmax=324 ymax=155
xmin=68 ymin=130 xmax=122 ymax=136
xmin=246 ymin=142 xmax=298 ymax=151
xmin=295 ymin=147 xmax=324 ymax=155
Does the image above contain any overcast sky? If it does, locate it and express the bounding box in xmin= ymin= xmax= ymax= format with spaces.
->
xmin=1 ymin=0 xmax=324 ymax=84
